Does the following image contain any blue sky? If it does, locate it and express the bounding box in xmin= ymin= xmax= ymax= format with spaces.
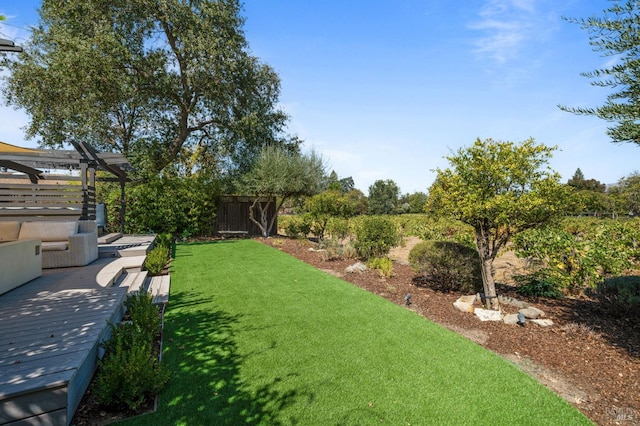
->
xmin=2 ymin=0 xmax=639 ymax=193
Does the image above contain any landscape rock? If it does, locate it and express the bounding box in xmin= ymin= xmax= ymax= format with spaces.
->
xmin=498 ymin=295 xmax=529 ymax=309
xmin=519 ymin=306 xmax=545 ymax=319
xmin=503 ymin=313 xmax=520 ymax=325
xmin=458 ymin=295 xmax=477 ymax=304
xmin=474 ymin=308 xmax=503 ymax=322
xmin=453 ymin=297 xmax=475 ymax=313
xmin=345 ymin=262 xmax=368 ymax=274
xmin=531 ymin=319 xmax=554 ymax=327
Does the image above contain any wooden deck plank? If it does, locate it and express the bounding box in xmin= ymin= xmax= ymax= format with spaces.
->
xmin=1 ymin=388 xmax=66 ymax=423
xmin=0 ymin=263 xmax=128 ymax=425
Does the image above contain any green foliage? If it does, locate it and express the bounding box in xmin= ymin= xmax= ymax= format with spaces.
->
xmin=2 ymin=0 xmax=293 ymax=175
xmin=367 ymin=179 xmax=400 ymax=215
xmin=514 ymin=220 xmax=635 ymax=294
xmin=242 ymin=146 xmax=326 ymax=237
xmin=318 ymin=238 xmax=358 ymax=261
xmin=325 ymin=217 xmax=351 ymax=241
xmin=155 ymin=232 xmax=173 ymax=250
xmin=368 ymin=257 xmax=394 ymax=278
xmin=427 ymin=138 xmax=571 ymax=307
xmin=609 ymin=172 xmax=640 ymax=216
xmin=353 ymin=216 xmax=400 ymax=259
xmin=562 ymin=1 xmax=640 ymax=145
xmin=305 ymin=190 xmax=355 ymax=240
xmin=408 ymin=240 xmax=483 ymax=293
xmin=144 ymin=245 xmax=170 ymax=276
xmin=102 ymin=173 xmax=219 ymax=237
xmin=97 ymin=291 xmax=168 ymax=410
xmin=398 ymin=191 xmax=428 ymax=214
xmin=280 ymin=214 xmax=312 ymax=238
xmin=593 ymin=276 xmax=640 ymax=317
xmin=96 ymin=324 xmax=169 ymax=410
xmin=514 ymin=275 xmax=564 ymax=299
xmin=345 ymin=189 xmax=368 ymax=215
xmin=125 ymin=290 xmax=162 ymax=338
xmin=567 ymin=168 xmax=606 ymax=192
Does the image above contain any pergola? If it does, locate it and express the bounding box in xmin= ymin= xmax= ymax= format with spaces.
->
xmin=0 ymin=141 xmax=132 ymax=232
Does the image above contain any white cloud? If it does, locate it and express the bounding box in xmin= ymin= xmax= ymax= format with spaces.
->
xmin=469 ymin=0 xmax=554 ymax=65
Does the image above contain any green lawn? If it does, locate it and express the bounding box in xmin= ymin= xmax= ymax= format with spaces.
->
xmin=120 ymin=239 xmax=591 ymax=425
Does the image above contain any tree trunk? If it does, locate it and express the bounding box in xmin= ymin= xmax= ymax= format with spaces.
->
xmin=248 ymin=197 xmax=268 ymax=237
xmin=476 ymin=227 xmax=499 ymax=310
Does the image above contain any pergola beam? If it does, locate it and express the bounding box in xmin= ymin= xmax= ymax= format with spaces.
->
xmin=0 ymin=39 xmax=22 ymax=53
xmin=0 ymin=160 xmax=44 ymax=183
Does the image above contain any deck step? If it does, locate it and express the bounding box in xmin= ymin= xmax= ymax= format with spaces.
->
xmin=146 ymin=275 xmax=171 ymax=305
xmin=97 ymin=232 xmax=122 ymax=244
xmin=125 ymin=271 xmax=149 ymax=294
xmin=96 ymin=256 xmax=146 ymax=287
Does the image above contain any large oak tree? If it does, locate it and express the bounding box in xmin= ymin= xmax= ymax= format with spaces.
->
xmin=1 ymin=0 xmax=295 ymax=176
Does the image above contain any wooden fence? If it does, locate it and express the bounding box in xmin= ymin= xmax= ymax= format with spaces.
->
xmin=0 ymin=182 xmax=95 ymax=221
xmin=215 ymin=196 xmax=277 ymax=237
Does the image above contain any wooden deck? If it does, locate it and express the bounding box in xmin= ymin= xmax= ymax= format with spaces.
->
xmin=0 ymin=234 xmax=169 ymax=425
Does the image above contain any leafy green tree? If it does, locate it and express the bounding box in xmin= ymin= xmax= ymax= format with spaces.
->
xmin=345 ymin=189 xmax=368 ymax=215
xmin=242 ymin=146 xmax=326 ymax=237
xmin=305 ymin=190 xmax=355 ymax=240
xmin=326 ymin=171 xmax=341 ymax=191
xmin=325 ymin=170 xmax=355 ymax=193
xmin=426 ymin=138 xmax=571 ymax=309
xmin=567 ymin=168 xmax=606 ymax=192
xmin=609 ymin=172 xmax=640 ymax=216
xmin=2 ymin=0 xmax=294 ymax=176
xmin=399 ymin=191 xmax=428 ymax=214
xmin=367 ymin=179 xmax=400 ymax=215
xmin=561 ymin=1 xmax=640 ymax=144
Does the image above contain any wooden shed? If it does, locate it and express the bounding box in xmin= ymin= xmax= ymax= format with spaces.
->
xmin=215 ymin=195 xmax=277 ymax=237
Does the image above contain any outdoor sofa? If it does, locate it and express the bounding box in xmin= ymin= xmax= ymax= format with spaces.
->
xmin=0 ymin=220 xmax=98 ymax=269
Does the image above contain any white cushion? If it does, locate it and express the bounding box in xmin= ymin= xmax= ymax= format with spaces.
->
xmin=41 ymin=241 xmax=69 ymax=251
xmin=19 ymin=221 xmax=78 ymax=242
xmin=0 ymin=221 xmax=21 ymax=242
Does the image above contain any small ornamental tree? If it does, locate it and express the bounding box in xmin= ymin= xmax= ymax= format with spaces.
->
xmin=426 ymin=138 xmax=571 ymax=309
xmin=242 ymin=146 xmax=325 ymax=237
xmin=305 ymin=190 xmax=355 ymax=240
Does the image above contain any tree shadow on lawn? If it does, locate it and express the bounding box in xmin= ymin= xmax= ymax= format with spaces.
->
xmin=150 ymin=291 xmax=306 ymax=425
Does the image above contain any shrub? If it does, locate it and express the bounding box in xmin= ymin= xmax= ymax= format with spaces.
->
xmin=96 ymin=291 xmax=169 ymax=410
xmin=102 ymin=173 xmax=219 ymax=237
xmin=325 ymin=217 xmax=351 ymax=241
xmin=353 ymin=216 xmax=400 ymax=259
xmin=513 ymin=224 xmax=634 ymax=295
xmin=96 ymin=323 xmax=169 ymax=410
xmin=513 ymin=274 xmax=564 ymax=299
xmin=144 ymin=245 xmax=169 ymax=276
xmin=155 ymin=232 xmax=172 ymax=249
xmin=368 ymin=257 xmax=394 ymax=278
xmin=408 ymin=240 xmax=483 ymax=293
xmin=125 ymin=290 xmax=162 ymax=339
xmin=281 ymin=214 xmax=312 ymax=238
xmin=593 ymin=276 xmax=640 ymax=317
